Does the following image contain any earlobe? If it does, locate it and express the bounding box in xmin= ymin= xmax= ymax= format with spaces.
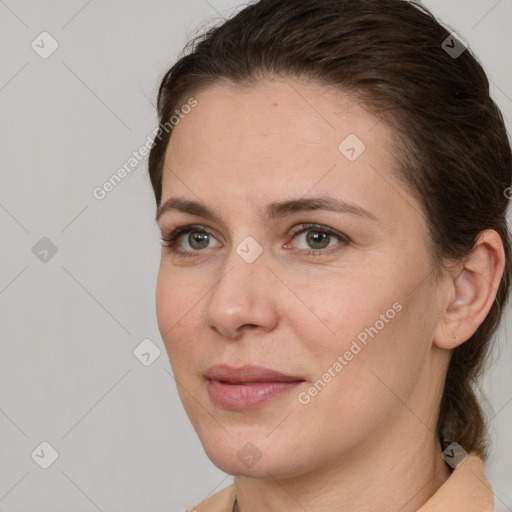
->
xmin=433 ymin=229 xmax=505 ymax=351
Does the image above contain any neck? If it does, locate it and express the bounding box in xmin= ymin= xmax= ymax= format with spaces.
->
xmin=233 ymin=429 xmax=451 ymax=512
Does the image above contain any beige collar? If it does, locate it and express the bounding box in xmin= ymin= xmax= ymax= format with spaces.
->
xmin=192 ymin=454 xmax=493 ymax=511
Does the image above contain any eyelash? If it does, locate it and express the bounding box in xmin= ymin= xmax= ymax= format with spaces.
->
xmin=160 ymin=223 xmax=350 ymax=259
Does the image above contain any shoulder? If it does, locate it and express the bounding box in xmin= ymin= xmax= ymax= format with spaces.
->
xmin=418 ymin=454 xmax=494 ymax=512
xmin=187 ymin=484 xmax=236 ymax=512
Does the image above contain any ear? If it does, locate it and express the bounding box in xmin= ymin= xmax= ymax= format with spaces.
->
xmin=434 ymin=229 xmax=506 ymax=350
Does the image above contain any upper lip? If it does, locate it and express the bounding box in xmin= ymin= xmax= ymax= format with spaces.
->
xmin=205 ymin=365 xmax=305 ymax=384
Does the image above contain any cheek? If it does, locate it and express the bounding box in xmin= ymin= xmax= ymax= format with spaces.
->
xmin=311 ymin=295 xmax=433 ymax=421
xmin=155 ymin=268 xmax=174 ymax=338
xmin=293 ymin=302 xmax=423 ymax=445
xmin=155 ymin=266 xmax=203 ymax=359
xmin=288 ymin=264 xmax=431 ymax=399
xmin=282 ymin=265 xmax=402 ymax=355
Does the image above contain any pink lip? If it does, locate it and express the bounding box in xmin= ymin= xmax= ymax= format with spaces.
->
xmin=205 ymin=365 xmax=305 ymax=409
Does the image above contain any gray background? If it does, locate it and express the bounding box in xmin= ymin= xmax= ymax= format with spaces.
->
xmin=0 ymin=0 xmax=511 ymax=510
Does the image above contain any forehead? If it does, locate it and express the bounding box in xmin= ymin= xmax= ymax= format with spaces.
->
xmin=167 ymin=79 xmax=386 ymax=161
xmin=160 ymin=79 xmax=423 ymax=235
xmin=164 ymin=80 xmax=396 ymax=185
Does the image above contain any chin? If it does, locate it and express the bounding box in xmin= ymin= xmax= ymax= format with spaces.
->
xmin=198 ymin=433 xmax=311 ymax=480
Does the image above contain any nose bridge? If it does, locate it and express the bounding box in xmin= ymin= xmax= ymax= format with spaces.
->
xmin=211 ymin=239 xmax=268 ymax=308
xmin=217 ymin=231 xmax=269 ymax=291
xmin=205 ymin=238 xmax=279 ymax=337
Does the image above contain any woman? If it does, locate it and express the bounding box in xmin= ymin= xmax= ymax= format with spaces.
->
xmin=148 ymin=0 xmax=511 ymax=510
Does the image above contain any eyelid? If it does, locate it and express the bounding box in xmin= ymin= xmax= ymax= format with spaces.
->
xmin=286 ymin=223 xmax=351 ymax=245
xmin=281 ymin=225 xmax=350 ymax=259
xmin=160 ymin=224 xmax=221 ymax=249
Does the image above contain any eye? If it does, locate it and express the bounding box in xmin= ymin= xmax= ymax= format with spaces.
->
xmin=285 ymin=224 xmax=350 ymax=256
xmin=161 ymin=225 xmax=221 ymax=256
xmin=161 ymin=223 xmax=350 ymax=259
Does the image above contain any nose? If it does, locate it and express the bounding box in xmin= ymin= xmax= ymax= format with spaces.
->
xmin=205 ymin=247 xmax=280 ymax=340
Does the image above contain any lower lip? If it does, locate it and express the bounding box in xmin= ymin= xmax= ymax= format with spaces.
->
xmin=207 ymin=379 xmax=303 ymax=409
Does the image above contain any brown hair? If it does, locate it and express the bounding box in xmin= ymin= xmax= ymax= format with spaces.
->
xmin=148 ymin=0 xmax=512 ymax=459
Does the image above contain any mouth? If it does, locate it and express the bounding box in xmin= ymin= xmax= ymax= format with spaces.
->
xmin=204 ymin=364 xmax=306 ymax=409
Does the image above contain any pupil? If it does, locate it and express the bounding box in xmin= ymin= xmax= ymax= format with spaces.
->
xmin=306 ymin=231 xmax=329 ymax=249
xmin=189 ymin=232 xmax=209 ymax=249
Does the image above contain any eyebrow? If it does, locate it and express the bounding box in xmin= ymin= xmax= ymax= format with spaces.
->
xmin=156 ymin=196 xmax=379 ymax=223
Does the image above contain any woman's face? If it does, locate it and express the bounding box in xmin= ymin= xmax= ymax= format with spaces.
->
xmin=156 ymin=79 xmax=448 ymax=479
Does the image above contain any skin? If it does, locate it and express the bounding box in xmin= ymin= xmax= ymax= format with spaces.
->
xmin=155 ymin=79 xmax=505 ymax=512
